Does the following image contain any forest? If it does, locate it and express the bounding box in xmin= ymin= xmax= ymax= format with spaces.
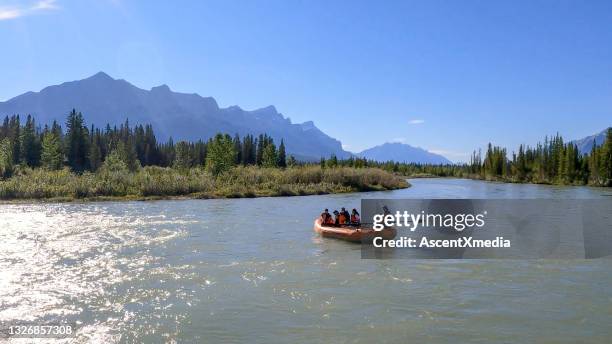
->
xmin=0 ymin=110 xmax=407 ymax=200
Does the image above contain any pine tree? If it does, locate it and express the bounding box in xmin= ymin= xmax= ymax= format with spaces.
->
xmin=256 ymin=134 xmax=265 ymax=165
xmin=20 ymin=115 xmax=40 ymax=167
xmin=117 ymin=140 xmax=140 ymax=172
xmin=173 ymin=141 xmax=192 ymax=169
xmin=40 ymin=131 xmax=64 ymax=170
xmin=0 ymin=138 xmax=13 ymax=178
xmin=65 ymin=109 xmax=89 ymax=172
xmin=278 ymin=139 xmax=287 ymax=168
xmin=233 ymin=134 xmax=242 ymax=165
xmin=88 ymin=137 xmax=102 ymax=172
xmin=262 ymin=140 xmax=278 ymax=167
xmin=9 ymin=115 xmax=20 ymax=165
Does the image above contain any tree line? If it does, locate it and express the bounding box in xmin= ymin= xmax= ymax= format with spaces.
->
xmin=0 ymin=109 xmax=292 ymax=178
xmin=326 ymin=130 xmax=612 ymax=187
xmin=468 ymin=130 xmax=612 ymax=186
xmin=1 ymin=109 xmax=610 ymax=187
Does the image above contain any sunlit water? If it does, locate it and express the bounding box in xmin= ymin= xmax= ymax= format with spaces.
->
xmin=1 ymin=179 xmax=612 ymax=343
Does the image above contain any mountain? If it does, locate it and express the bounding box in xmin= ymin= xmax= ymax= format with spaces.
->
xmin=357 ymin=142 xmax=452 ymax=164
xmin=0 ymin=72 xmax=350 ymax=160
xmin=571 ymin=127 xmax=611 ymax=155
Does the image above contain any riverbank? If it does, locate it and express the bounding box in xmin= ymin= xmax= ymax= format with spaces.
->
xmin=0 ymin=166 xmax=409 ymax=202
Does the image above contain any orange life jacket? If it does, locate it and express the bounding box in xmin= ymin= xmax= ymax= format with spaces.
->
xmin=338 ymin=214 xmax=347 ymax=224
xmin=323 ymin=214 xmax=334 ymax=224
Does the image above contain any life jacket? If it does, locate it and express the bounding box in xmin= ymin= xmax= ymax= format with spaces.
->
xmin=351 ymin=214 xmax=360 ymax=223
xmin=323 ymin=214 xmax=334 ymax=224
xmin=338 ymin=214 xmax=347 ymax=224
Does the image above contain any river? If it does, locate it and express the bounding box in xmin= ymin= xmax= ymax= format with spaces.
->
xmin=1 ymin=178 xmax=611 ymax=343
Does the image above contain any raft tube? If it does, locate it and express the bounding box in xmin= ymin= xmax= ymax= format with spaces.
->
xmin=313 ymin=218 xmax=396 ymax=243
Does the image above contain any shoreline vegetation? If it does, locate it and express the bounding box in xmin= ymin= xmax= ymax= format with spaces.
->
xmin=0 ymin=165 xmax=409 ymax=202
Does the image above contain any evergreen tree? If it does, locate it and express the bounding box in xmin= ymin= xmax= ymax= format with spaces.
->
xmin=262 ymin=140 xmax=278 ymax=167
xmin=9 ymin=115 xmax=20 ymax=165
xmin=173 ymin=141 xmax=192 ymax=169
xmin=116 ymin=140 xmax=140 ymax=172
xmin=65 ymin=109 xmax=89 ymax=172
xmin=20 ymin=115 xmax=40 ymax=167
xmin=256 ymin=134 xmax=265 ymax=165
xmin=277 ymin=139 xmax=287 ymax=168
xmin=233 ymin=134 xmax=242 ymax=165
xmin=326 ymin=154 xmax=338 ymax=168
xmin=40 ymin=131 xmax=64 ymax=170
xmin=88 ymin=137 xmax=102 ymax=172
xmin=0 ymin=138 xmax=13 ymax=178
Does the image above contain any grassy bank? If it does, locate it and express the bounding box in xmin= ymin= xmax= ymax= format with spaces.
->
xmin=0 ymin=166 xmax=409 ymax=202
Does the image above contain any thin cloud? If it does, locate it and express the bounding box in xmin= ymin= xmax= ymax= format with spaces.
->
xmin=32 ymin=0 xmax=58 ymax=10
xmin=0 ymin=9 xmax=21 ymax=20
xmin=391 ymin=137 xmax=407 ymax=143
xmin=0 ymin=0 xmax=58 ymax=21
xmin=408 ymin=119 xmax=425 ymax=125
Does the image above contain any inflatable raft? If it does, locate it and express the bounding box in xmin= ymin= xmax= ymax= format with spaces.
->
xmin=313 ymin=218 xmax=396 ymax=243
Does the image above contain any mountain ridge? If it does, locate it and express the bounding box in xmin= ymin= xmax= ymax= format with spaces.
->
xmin=0 ymin=72 xmax=350 ymax=160
xmin=571 ymin=127 xmax=611 ymax=155
xmin=357 ymin=142 xmax=452 ymax=164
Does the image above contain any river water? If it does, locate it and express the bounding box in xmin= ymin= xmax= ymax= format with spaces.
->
xmin=1 ymin=178 xmax=611 ymax=343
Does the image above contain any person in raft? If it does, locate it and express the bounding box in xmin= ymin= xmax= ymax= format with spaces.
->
xmin=350 ymin=209 xmax=360 ymax=226
xmin=320 ymin=209 xmax=334 ymax=225
xmin=341 ymin=207 xmax=350 ymax=224
xmin=334 ymin=210 xmax=349 ymax=226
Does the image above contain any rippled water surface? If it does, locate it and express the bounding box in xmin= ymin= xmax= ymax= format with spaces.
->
xmin=1 ymin=179 xmax=612 ymax=343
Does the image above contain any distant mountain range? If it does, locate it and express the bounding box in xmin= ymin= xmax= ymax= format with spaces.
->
xmin=0 ymin=72 xmax=350 ymax=161
xmin=0 ymin=72 xmax=455 ymax=163
xmin=357 ymin=142 xmax=452 ymax=164
xmin=571 ymin=127 xmax=611 ymax=155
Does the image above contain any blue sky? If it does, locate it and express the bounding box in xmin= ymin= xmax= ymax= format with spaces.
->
xmin=1 ymin=0 xmax=611 ymax=162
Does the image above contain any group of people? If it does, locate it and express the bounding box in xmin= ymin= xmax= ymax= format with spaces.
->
xmin=320 ymin=207 xmax=360 ymax=227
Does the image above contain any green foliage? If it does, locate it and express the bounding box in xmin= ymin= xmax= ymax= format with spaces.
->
xmin=326 ymin=154 xmax=338 ymax=168
xmin=116 ymin=140 xmax=140 ymax=172
xmin=173 ymin=141 xmax=192 ymax=170
xmin=0 ymin=138 xmax=14 ymax=179
xmin=205 ymin=134 xmax=236 ymax=176
xmin=20 ymin=115 xmax=40 ymax=167
xmin=41 ymin=131 xmax=64 ymax=170
xmin=65 ymin=109 xmax=89 ymax=172
xmin=262 ymin=141 xmax=278 ymax=167
xmin=278 ymin=139 xmax=287 ymax=168
xmin=101 ymin=149 xmax=129 ymax=173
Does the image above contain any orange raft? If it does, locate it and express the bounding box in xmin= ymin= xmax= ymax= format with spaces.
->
xmin=313 ymin=218 xmax=397 ymax=243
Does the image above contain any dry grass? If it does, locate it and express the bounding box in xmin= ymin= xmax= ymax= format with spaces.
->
xmin=0 ymin=166 xmax=409 ymax=201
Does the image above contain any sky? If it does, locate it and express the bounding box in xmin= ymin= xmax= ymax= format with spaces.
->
xmin=1 ymin=0 xmax=612 ymax=162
